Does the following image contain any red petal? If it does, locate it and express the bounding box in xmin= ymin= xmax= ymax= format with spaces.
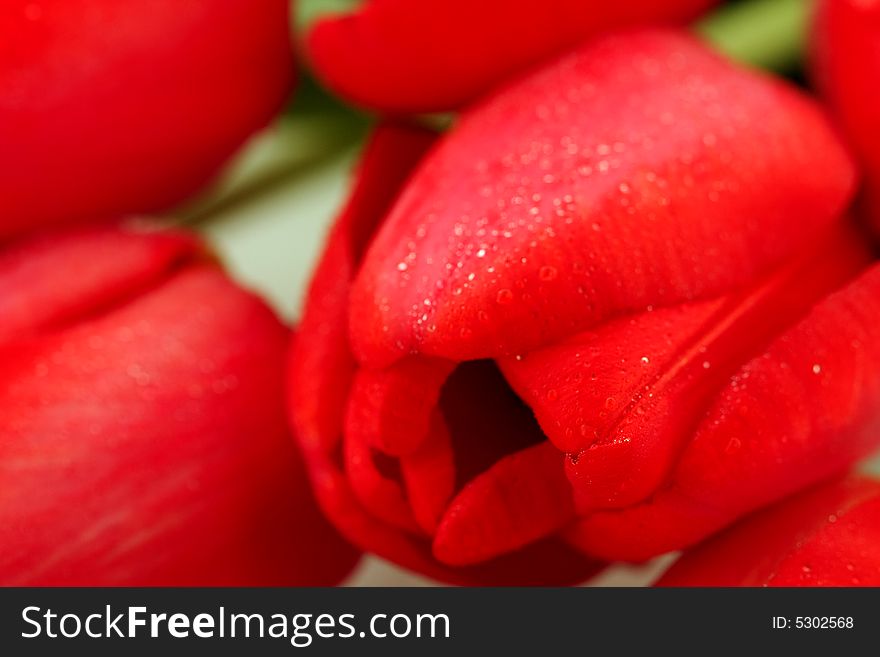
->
xmin=291 ymin=125 xmax=601 ymax=584
xmin=345 ymin=357 xmax=456 ymax=456
xmin=565 ymin=265 xmax=880 ymax=561
xmin=656 ymin=477 xmax=880 ymax=586
xmin=1 ymin=241 xmax=358 ymax=585
xmin=400 ymin=412 xmax=456 ymax=534
xmin=0 ymin=0 xmax=292 ymax=237
xmin=307 ymin=0 xmax=716 ymax=113
xmin=344 ymin=417 xmax=422 ymax=534
xmin=813 ymin=0 xmax=880 ymax=229
xmin=309 ymin=448 xmax=602 ymax=586
xmin=501 ymin=224 xmax=870 ymax=510
xmin=350 ymin=30 xmax=856 ymax=368
xmin=433 ymin=442 xmax=575 ymax=566
xmin=0 ymin=225 xmax=200 ymax=342
xmin=289 ymin=124 xmax=437 ymax=455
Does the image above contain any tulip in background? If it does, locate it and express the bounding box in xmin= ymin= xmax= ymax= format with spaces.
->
xmin=306 ymin=0 xmax=718 ymax=113
xmin=0 ymin=226 xmax=358 ymax=585
xmin=656 ymin=477 xmax=880 ymax=586
xmin=290 ymin=29 xmax=880 ymax=583
xmin=0 ymin=0 xmax=293 ymax=239
xmin=812 ymin=0 xmax=880 ymax=232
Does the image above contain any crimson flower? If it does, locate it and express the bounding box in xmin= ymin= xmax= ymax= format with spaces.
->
xmin=0 ymin=226 xmax=358 ymax=585
xmin=306 ymin=0 xmax=717 ymax=113
xmin=0 ymin=0 xmax=293 ymax=239
xmin=290 ymin=30 xmax=880 ymax=583
xmin=656 ymin=476 xmax=880 ymax=586
xmin=812 ymin=0 xmax=880 ymax=231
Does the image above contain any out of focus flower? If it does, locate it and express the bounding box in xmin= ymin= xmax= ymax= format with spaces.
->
xmin=812 ymin=0 xmax=880 ymax=231
xmin=0 ymin=0 xmax=294 ymax=239
xmin=0 ymin=225 xmax=359 ymax=585
xmin=305 ymin=0 xmax=717 ymax=113
xmin=656 ymin=476 xmax=880 ymax=586
xmin=290 ymin=30 xmax=880 ymax=582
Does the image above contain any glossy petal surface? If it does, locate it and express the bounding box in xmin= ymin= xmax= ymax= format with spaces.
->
xmin=351 ymin=31 xmax=856 ymax=367
xmin=0 ymin=0 xmax=293 ymax=238
xmin=307 ymin=0 xmax=716 ymax=113
xmin=813 ymin=0 xmax=880 ymax=229
xmin=0 ymin=227 xmax=358 ymax=585
xmin=657 ymin=477 xmax=880 ymax=586
xmin=566 ymin=266 xmax=880 ymax=561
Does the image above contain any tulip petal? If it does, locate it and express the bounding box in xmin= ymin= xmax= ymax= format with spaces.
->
xmin=0 ymin=225 xmax=200 ymax=342
xmin=345 ymin=356 xmax=456 ymax=456
xmin=351 ymin=30 xmax=856 ymax=367
xmin=307 ymin=0 xmax=717 ymax=113
xmin=433 ymin=442 xmax=576 ymax=566
xmin=1 ymin=257 xmax=358 ymax=585
xmin=0 ymin=0 xmax=293 ymax=237
xmin=289 ymin=124 xmax=437 ymax=455
xmin=656 ymin=477 xmax=880 ymax=586
xmin=565 ymin=265 xmax=880 ymax=561
xmin=813 ymin=0 xmax=880 ymax=229
xmin=344 ymin=416 xmax=423 ymax=534
xmin=400 ymin=412 xmax=456 ymax=534
xmin=501 ymin=224 xmax=870 ymax=510
xmin=308 ymin=447 xmax=601 ymax=585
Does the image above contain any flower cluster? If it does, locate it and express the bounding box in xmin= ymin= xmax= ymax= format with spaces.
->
xmin=3 ymin=0 xmax=880 ymax=586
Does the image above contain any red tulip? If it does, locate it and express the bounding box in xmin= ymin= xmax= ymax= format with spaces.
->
xmin=290 ymin=123 xmax=602 ymax=584
xmin=306 ymin=0 xmax=718 ymax=113
xmin=656 ymin=476 xmax=880 ymax=586
xmin=0 ymin=0 xmax=294 ymax=239
xmin=0 ymin=225 xmax=359 ymax=585
xmin=812 ymin=0 xmax=880 ymax=231
xmin=290 ymin=30 xmax=879 ymax=581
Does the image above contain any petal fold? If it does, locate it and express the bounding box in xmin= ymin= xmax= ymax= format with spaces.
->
xmin=351 ymin=31 xmax=856 ymax=367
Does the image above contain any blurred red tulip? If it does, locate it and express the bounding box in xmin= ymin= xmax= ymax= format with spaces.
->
xmin=813 ymin=0 xmax=880 ymax=231
xmin=656 ymin=477 xmax=880 ymax=586
xmin=290 ymin=30 xmax=880 ymax=581
xmin=306 ymin=0 xmax=717 ymax=113
xmin=0 ymin=0 xmax=294 ymax=239
xmin=0 ymin=225 xmax=359 ymax=585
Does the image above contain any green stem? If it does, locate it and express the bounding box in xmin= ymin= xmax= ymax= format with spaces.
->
xmin=696 ymin=0 xmax=815 ymax=73
xmin=295 ymin=0 xmax=362 ymax=36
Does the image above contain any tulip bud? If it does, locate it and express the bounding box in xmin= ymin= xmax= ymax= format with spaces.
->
xmin=0 ymin=1 xmax=294 ymax=239
xmin=812 ymin=0 xmax=880 ymax=232
xmin=290 ymin=30 xmax=880 ymax=583
xmin=306 ymin=0 xmax=717 ymax=113
xmin=656 ymin=477 xmax=880 ymax=586
xmin=0 ymin=225 xmax=359 ymax=585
